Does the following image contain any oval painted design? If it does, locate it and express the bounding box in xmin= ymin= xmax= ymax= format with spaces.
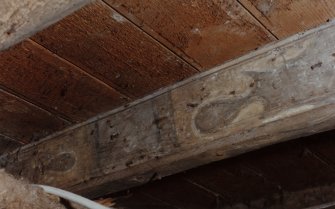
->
xmin=194 ymin=97 xmax=266 ymax=134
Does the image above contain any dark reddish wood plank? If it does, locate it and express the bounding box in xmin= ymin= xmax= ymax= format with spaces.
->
xmin=239 ymin=0 xmax=335 ymax=38
xmin=0 ymin=134 xmax=22 ymax=154
xmin=184 ymin=160 xmax=281 ymax=204
xmin=31 ymin=1 xmax=197 ymax=98
xmin=0 ymin=40 xmax=127 ymax=122
xmin=113 ymin=192 xmax=178 ymax=209
xmin=303 ymin=131 xmax=335 ymax=169
xmin=0 ymin=89 xmax=69 ymax=144
xmin=242 ymin=139 xmax=335 ymax=192
xmin=138 ymin=176 xmax=217 ymax=209
xmin=105 ymin=0 xmax=275 ymax=69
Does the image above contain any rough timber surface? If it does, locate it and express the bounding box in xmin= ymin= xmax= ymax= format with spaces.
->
xmin=3 ymin=21 xmax=335 ymax=198
xmin=0 ymin=0 xmax=90 ymax=51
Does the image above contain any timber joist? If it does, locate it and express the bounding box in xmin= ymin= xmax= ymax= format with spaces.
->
xmin=2 ymin=21 xmax=335 ymax=198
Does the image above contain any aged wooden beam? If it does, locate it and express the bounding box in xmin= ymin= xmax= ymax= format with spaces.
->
xmin=2 ymin=21 xmax=335 ymax=198
xmin=0 ymin=0 xmax=90 ymax=51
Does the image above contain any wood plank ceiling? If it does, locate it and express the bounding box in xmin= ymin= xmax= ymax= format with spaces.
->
xmin=0 ymin=0 xmax=334 ymax=154
xmin=112 ymin=130 xmax=335 ymax=209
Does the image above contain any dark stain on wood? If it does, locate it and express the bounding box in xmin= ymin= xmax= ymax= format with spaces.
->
xmin=310 ymin=61 xmax=322 ymax=70
xmin=31 ymin=1 xmax=197 ymax=98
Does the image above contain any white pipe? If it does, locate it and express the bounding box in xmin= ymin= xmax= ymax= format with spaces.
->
xmin=33 ymin=184 xmax=114 ymax=209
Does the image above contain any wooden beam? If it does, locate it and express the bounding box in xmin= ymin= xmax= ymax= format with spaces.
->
xmin=2 ymin=21 xmax=335 ymax=198
xmin=0 ymin=0 xmax=90 ymax=51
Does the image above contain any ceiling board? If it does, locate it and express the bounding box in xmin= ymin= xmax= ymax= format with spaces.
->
xmin=0 ymin=89 xmax=69 ymax=144
xmin=243 ymin=140 xmax=335 ymax=191
xmin=239 ymin=0 xmax=335 ymax=38
xmin=0 ymin=40 xmax=128 ymax=122
xmin=31 ymin=1 xmax=197 ymax=98
xmin=105 ymin=0 xmax=275 ymax=69
xmin=184 ymin=162 xmax=281 ymax=203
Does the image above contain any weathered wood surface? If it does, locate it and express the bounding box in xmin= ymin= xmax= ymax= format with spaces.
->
xmin=0 ymin=0 xmax=90 ymax=51
xmin=3 ymin=21 xmax=335 ymax=198
xmin=239 ymin=0 xmax=335 ymax=38
xmin=0 ymin=40 xmax=128 ymax=122
xmin=31 ymin=1 xmax=198 ymax=98
xmin=105 ymin=0 xmax=275 ymax=69
xmin=0 ymin=89 xmax=69 ymax=144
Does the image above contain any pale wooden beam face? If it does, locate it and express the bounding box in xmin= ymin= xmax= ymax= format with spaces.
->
xmin=0 ymin=0 xmax=90 ymax=51
xmin=2 ymin=21 xmax=335 ymax=198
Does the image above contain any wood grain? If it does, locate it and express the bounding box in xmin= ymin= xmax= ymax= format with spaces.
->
xmin=0 ymin=89 xmax=69 ymax=144
xmin=184 ymin=162 xmax=280 ymax=203
xmin=0 ymin=0 xmax=89 ymax=51
xmin=104 ymin=0 xmax=275 ymax=69
xmin=244 ymin=141 xmax=335 ymax=192
xmin=0 ymin=40 xmax=128 ymax=122
xmin=31 ymin=1 xmax=197 ymax=98
xmin=114 ymin=130 xmax=335 ymax=209
xmin=3 ymin=22 xmax=335 ymax=197
xmin=239 ymin=0 xmax=335 ymax=38
xmin=138 ymin=176 xmax=217 ymax=209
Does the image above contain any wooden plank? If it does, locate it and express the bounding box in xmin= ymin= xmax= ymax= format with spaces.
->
xmin=239 ymin=0 xmax=335 ymax=38
xmin=220 ymin=183 xmax=335 ymax=209
xmin=138 ymin=176 xmax=217 ymax=209
xmin=0 ymin=0 xmax=89 ymax=51
xmin=104 ymin=0 xmax=275 ymax=69
xmin=113 ymin=192 xmax=179 ymax=209
xmin=0 ymin=40 xmax=128 ymax=122
xmin=184 ymin=161 xmax=280 ymax=203
xmin=3 ymin=21 xmax=335 ymax=198
xmin=0 ymin=134 xmax=23 ymax=154
xmin=114 ymin=131 xmax=335 ymax=209
xmin=31 ymin=1 xmax=197 ymax=98
xmin=243 ymin=139 xmax=335 ymax=192
xmin=0 ymin=89 xmax=69 ymax=144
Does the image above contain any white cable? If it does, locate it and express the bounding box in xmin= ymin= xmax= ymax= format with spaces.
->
xmin=33 ymin=184 xmax=114 ymax=209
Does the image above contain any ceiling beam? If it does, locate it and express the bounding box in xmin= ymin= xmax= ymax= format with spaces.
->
xmin=0 ymin=0 xmax=90 ymax=51
xmin=2 ymin=21 xmax=335 ymax=198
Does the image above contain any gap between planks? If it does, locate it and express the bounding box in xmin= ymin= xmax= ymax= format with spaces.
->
xmin=100 ymin=0 xmax=203 ymax=71
xmin=236 ymin=0 xmax=279 ymax=40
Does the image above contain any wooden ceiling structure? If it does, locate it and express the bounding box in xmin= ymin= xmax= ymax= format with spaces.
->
xmin=1 ymin=0 xmax=335 ymax=208
xmin=111 ymin=130 xmax=335 ymax=209
xmin=1 ymin=0 xmax=334 ymax=152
